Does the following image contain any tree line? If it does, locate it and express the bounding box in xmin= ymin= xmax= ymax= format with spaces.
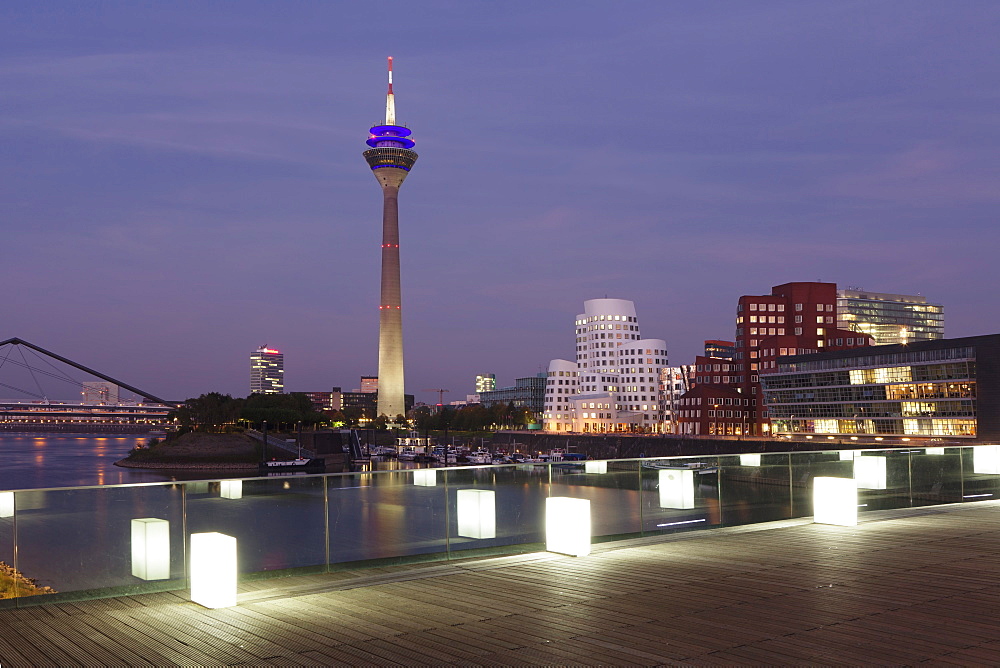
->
xmin=173 ymin=392 xmax=537 ymax=433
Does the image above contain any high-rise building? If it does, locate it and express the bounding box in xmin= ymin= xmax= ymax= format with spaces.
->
xmin=250 ymin=346 xmax=284 ymax=394
xmin=542 ymin=298 xmax=669 ymax=433
xmin=837 ymin=289 xmax=944 ymax=346
xmin=364 ymin=57 xmax=418 ymax=421
xmin=475 ymin=374 xmax=496 ymax=393
xmin=359 ymin=376 xmax=379 ymax=393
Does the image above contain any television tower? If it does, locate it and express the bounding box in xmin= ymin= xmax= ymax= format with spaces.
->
xmin=364 ymin=57 xmax=418 ymax=421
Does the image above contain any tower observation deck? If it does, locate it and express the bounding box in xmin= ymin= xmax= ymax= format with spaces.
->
xmin=364 ymin=57 xmax=418 ymax=422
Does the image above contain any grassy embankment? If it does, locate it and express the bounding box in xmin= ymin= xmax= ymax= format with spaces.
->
xmin=118 ymin=431 xmax=266 ymax=465
xmin=0 ymin=562 xmax=55 ymax=599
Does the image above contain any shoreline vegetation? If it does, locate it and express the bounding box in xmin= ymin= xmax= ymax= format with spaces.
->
xmin=1 ymin=561 xmax=55 ymax=599
xmin=114 ymin=431 xmax=264 ymax=470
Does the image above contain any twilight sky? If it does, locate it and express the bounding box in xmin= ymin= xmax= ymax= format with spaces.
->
xmin=3 ymin=1 xmax=999 ymax=404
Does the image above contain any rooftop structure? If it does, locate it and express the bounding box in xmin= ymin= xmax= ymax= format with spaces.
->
xmin=837 ymin=288 xmax=944 ymax=346
xmin=364 ymin=57 xmax=418 ymax=421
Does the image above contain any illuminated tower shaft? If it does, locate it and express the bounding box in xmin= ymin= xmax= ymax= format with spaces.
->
xmin=363 ymin=57 xmax=418 ymax=420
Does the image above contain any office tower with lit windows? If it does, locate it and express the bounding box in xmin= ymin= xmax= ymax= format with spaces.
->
xmin=542 ymin=298 xmax=669 ymax=433
xmin=475 ymin=374 xmax=496 ymax=393
xmin=837 ymin=289 xmax=944 ymax=346
xmin=364 ymin=57 xmax=418 ymax=421
xmin=250 ymin=346 xmax=284 ymax=394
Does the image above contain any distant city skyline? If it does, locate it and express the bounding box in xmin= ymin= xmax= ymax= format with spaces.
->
xmin=3 ymin=2 xmax=999 ymax=404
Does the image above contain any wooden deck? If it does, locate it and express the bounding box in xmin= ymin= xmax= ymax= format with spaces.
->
xmin=4 ymin=502 xmax=1000 ymax=666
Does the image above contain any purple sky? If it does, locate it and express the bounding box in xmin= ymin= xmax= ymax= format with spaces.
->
xmin=3 ymin=2 xmax=999 ymax=404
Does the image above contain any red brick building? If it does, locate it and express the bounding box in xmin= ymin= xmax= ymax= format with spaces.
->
xmin=675 ymin=383 xmax=750 ymax=436
xmin=736 ymin=282 xmax=872 ymax=435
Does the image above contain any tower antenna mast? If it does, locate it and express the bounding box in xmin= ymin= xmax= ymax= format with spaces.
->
xmin=385 ymin=56 xmax=395 ymax=125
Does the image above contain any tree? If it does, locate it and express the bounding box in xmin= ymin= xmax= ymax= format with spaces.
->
xmin=240 ymin=393 xmax=327 ymax=429
xmin=173 ymin=393 xmax=243 ymax=431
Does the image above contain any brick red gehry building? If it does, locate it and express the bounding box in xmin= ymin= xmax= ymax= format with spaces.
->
xmin=678 ymin=282 xmax=873 ymax=436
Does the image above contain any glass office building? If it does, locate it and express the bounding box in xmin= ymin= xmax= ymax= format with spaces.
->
xmin=837 ymin=289 xmax=944 ymax=346
xmin=763 ymin=335 xmax=1000 ymax=440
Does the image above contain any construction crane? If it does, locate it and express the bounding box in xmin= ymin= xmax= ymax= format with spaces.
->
xmin=422 ymin=388 xmax=450 ymax=407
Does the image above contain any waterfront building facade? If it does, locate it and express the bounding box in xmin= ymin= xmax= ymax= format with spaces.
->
xmin=542 ymin=298 xmax=669 ymax=433
xmin=762 ymin=334 xmax=999 ymax=441
xmin=364 ymin=57 xmax=418 ymax=421
xmin=250 ymin=346 xmax=284 ymax=394
xmin=837 ymin=289 xmax=944 ymax=346
xmin=659 ymin=366 xmax=689 ymax=433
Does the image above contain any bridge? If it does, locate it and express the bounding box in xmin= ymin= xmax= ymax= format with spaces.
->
xmin=0 ymin=338 xmax=175 ymax=432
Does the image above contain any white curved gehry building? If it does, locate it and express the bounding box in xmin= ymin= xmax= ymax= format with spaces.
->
xmin=542 ymin=298 xmax=669 ymax=433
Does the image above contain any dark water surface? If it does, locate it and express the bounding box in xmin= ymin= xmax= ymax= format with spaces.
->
xmin=0 ymin=434 xmax=181 ymax=491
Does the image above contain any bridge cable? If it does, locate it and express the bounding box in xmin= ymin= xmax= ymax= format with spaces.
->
xmin=0 ymin=355 xmax=85 ymax=388
xmin=0 ymin=344 xmax=16 ymax=374
xmin=23 ymin=344 xmax=81 ymax=386
xmin=0 ymin=380 xmax=45 ymax=400
xmin=17 ymin=345 xmax=47 ymax=402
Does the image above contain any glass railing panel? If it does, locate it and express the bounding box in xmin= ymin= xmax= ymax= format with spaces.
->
xmin=184 ymin=476 xmax=326 ymax=575
xmin=960 ymin=445 xmax=1000 ymax=502
xmin=0 ymin=491 xmax=15 ymax=597
xmin=851 ymin=449 xmax=914 ymax=512
xmin=789 ymin=450 xmax=854 ymax=519
xmin=909 ymin=446 xmax=965 ymax=505
xmin=546 ymin=459 xmax=643 ymax=542
xmin=327 ymin=468 xmax=447 ymax=566
xmin=10 ymin=483 xmax=184 ymax=599
xmin=442 ymin=463 xmax=547 ymax=556
xmin=639 ymin=456 xmax=722 ymax=536
xmin=717 ymin=453 xmax=793 ymax=526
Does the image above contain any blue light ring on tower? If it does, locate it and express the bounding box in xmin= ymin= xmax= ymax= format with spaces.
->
xmin=369 ymin=124 xmax=412 ymax=137
xmin=367 ymin=136 xmax=416 ymax=149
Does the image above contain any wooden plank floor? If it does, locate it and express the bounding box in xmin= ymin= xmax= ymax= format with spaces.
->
xmin=4 ymin=502 xmax=1000 ymax=666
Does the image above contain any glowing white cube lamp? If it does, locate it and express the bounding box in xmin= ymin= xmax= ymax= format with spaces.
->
xmin=659 ymin=469 xmax=695 ymax=509
xmin=131 ymin=518 xmax=170 ymax=580
xmin=0 ymin=491 xmax=13 ymax=518
xmin=925 ymin=447 xmax=946 ymax=456
xmin=854 ymin=456 xmax=887 ymax=490
xmin=740 ymin=454 xmax=761 ymax=467
xmin=413 ymin=469 xmax=437 ymax=487
xmin=220 ymin=480 xmax=242 ymax=499
xmin=585 ymin=460 xmax=607 ymax=474
xmin=839 ymin=450 xmax=857 ymax=461
xmin=813 ymin=477 xmax=858 ymax=526
xmin=973 ymin=445 xmax=1000 ymax=475
xmin=457 ymin=489 xmax=496 ymax=539
xmin=190 ymin=532 xmax=237 ymax=608
xmin=545 ymin=497 xmax=591 ymax=557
